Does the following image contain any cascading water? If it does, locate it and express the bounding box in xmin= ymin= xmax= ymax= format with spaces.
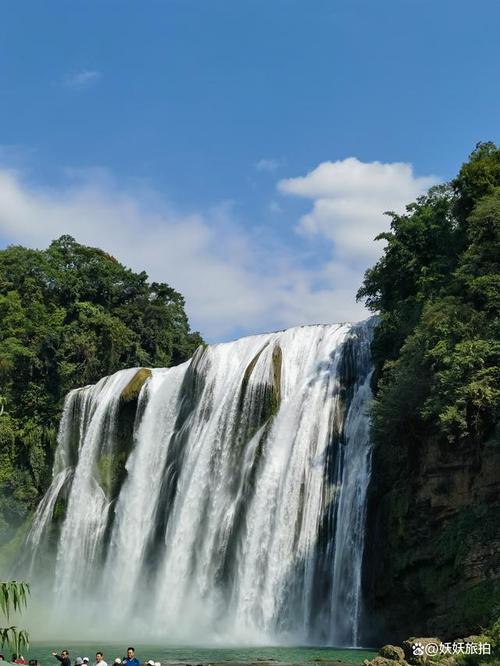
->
xmin=23 ymin=320 xmax=375 ymax=646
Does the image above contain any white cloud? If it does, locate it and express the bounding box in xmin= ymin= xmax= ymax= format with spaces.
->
xmin=255 ymin=158 xmax=281 ymax=173
xmin=63 ymin=70 xmax=101 ymax=90
xmin=0 ymin=157 xmax=438 ymax=342
xmin=0 ymin=169 xmax=264 ymax=339
xmin=279 ymin=157 xmax=438 ymax=265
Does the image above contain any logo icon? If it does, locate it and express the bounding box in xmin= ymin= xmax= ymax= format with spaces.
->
xmin=412 ymin=643 xmax=424 ymax=657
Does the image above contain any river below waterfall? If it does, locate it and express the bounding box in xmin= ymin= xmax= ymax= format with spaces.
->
xmin=23 ymin=644 xmax=377 ymax=666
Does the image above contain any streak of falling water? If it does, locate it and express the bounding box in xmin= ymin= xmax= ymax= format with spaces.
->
xmin=24 ymin=321 xmax=375 ymax=646
xmin=101 ymin=364 xmax=188 ymax=609
xmin=53 ymin=368 xmax=138 ymax=601
xmin=24 ymin=468 xmax=72 ymax=577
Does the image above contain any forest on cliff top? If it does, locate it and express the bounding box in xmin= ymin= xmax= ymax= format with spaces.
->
xmin=359 ymin=141 xmax=499 ymax=454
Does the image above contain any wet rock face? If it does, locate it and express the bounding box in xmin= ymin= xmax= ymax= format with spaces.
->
xmin=362 ymin=429 xmax=500 ymax=644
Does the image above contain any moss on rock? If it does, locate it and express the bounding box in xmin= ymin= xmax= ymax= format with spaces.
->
xmin=52 ymin=496 xmax=67 ymax=522
xmin=96 ymin=451 xmax=129 ymax=499
xmin=93 ymin=373 xmax=150 ymax=502
xmin=239 ymin=343 xmax=282 ymax=423
xmin=121 ymin=368 xmax=152 ymax=403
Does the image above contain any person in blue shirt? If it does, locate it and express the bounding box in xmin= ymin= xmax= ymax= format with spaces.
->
xmin=123 ymin=649 xmax=139 ymax=666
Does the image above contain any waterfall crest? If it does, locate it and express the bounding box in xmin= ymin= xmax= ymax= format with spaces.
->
xmin=23 ymin=320 xmax=374 ymax=646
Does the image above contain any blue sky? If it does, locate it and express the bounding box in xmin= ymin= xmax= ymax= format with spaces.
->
xmin=0 ymin=0 xmax=499 ymax=341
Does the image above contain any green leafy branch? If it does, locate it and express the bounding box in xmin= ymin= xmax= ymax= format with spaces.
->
xmin=0 ymin=581 xmax=30 ymax=654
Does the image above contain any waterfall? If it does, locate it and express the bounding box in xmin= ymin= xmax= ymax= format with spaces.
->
xmin=23 ymin=320 xmax=374 ymax=646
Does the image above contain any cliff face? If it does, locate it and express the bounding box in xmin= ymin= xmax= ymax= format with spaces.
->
xmin=356 ymin=144 xmax=500 ymax=646
xmin=362 ymin=431 xmax=500 ymax=645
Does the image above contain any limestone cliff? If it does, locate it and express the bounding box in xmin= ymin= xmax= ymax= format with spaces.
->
xmin=362 ymin=431 xmax=500 ymax=644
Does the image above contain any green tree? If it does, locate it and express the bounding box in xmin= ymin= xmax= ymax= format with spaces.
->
xmin=358 ymin=141 xmax=500 ymax=449
xmin=0 ymin=581 xmax=29 ymax=654
xmin=0 ymin=236 xmax=203 ymax=552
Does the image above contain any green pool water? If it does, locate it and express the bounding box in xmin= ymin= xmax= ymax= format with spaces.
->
xmin=21 ymin=643 xmax=377 ymax=666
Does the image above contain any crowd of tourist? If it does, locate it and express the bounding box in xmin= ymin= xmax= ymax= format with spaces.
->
xmin=0 ymin=648 xmax=160 ymax=666
xmin=1 ymin=654 xmax=31 ymax=665
xmin=51 ymin=648 xmax=160 ymax=666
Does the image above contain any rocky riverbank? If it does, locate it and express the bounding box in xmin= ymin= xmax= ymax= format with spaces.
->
xmin=363 ymin=625 xmax=499 ymax=666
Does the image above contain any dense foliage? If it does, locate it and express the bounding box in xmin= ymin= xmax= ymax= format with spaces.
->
xmin=0 ymin=235 xmax=203 ymax=547
xmin=358 ymin=142 xmax=500 ymax=448
xmin=0 ymin=581 xmax=29 ymax=653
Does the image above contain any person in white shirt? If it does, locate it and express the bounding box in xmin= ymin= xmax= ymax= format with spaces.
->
xmin=94 ymin=653 xmax=108 ymax=666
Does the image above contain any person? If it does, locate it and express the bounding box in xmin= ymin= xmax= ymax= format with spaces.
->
xmin=52 ymin=651 xmax=71 ymax=666
xmin=83 ymin=660 xmax=89 ymax=665
xmin=94 ymin=653 xmax=108 ymax=666
xmin=123 ymin=649 xmax=139 ymax=666
xmin=75 ymin=660 xmax=84 ymax=666
xmin=113 ymin=660 xmax=122 ymax=666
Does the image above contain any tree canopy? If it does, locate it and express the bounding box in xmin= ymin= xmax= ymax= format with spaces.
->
xmin=0 ymin=236 xmax=203 ymax=547
xmin=358 ymin=142 xmax=500 ymax=448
